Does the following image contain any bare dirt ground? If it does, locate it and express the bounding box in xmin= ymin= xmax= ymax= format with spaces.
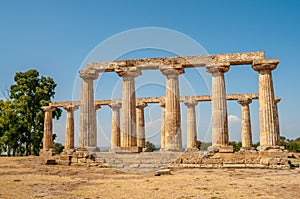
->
xmin=0 ymin=156 xmax=299 ymax=199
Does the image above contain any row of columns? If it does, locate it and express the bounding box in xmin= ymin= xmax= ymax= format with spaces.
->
xmin=42 ymin=59 xmax=280 ymax=152
xmin=41 ymin=93 xmax=281 ymax=152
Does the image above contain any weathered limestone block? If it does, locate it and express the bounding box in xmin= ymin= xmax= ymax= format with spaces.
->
xmin=39 ymin=148 xmax=56 ymax=157
xmin=154 ymin=169 xmax=171 ymax=176
xmin=43 ymin=158 xmax=57 ymax=165
xmin=57 ymin=160 xmax=71 ymax=166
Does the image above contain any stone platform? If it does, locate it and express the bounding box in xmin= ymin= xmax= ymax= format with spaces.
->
xmin=172 ymin=148 xmax=291 ymax=169
xmin=94 ymin=151 xmax=184 ymax=169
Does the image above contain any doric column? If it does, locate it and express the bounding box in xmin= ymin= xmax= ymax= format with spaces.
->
xmin=109 ymin=101 xmax=122 ymax=149
xmin=206 ymin=63 xmax=230 ymax=147
xmin=252 ymin=59 xmax=279 ymax=147
xmin=275 ymin=98 xmax=281 ymax=145
xmin=64 ymin=105 xmax=79 ymax=150
xmin=159 ymin=101 xmax=166 ymax=150
xmin=184 ymin=99 xmax=198 ymax=149
xmin=42 ymin=106 xmax=56 ymax=150
xmin=237 ymin=97 xmax=253 ymax=148
xmin=94 ymin=104 xmax=101 ymax=149
xmin=79 ymin=70 xmax=99 ymax=151
xmin=118 ymin=69 xmax=141 ymax=147
xmin=161 ymin=67 xmax=184 ymax=151
xmin=136 ymin=102 xmax=147 ymax=148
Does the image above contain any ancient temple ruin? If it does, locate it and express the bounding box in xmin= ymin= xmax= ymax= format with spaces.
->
xmin=40 ymin=51 xmax=282 ymax=155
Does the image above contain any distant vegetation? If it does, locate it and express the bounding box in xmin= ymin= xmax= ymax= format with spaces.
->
xmin=280 ymin=136 xmax=300 ymax=152
xmin=0 ymin=69 xmax=61 ymax=156
xmin=145 ymin=141 xmax=156 ymax=152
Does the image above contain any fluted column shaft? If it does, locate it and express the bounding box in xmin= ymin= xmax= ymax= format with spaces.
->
xmin=42 ymin=106 xmax=56 ymax=149
xmin=159 ymin=102 xmax=166 ymax=150
xmin=184 ymin=99 xmax=198 ymax=149
xmin=206 ymin=64 xmax=230 ymax=147
xmin=161 ymin=68 xmax=184 ymax=150
xmin=275 ymin=98 xmax=281 ymax=145
xmin=64 ymin=106 xmax=79 ymax=150
xmin=79 ymin=70 xmax=99 ymax=150
xmin=252 ymin=59 xmax=279 ymax=147
xmin=118 ymin=70 xmax=141 ymax=147
xmin=136 ymin=102 xmax=147 ymax=148
xmin=110 ymin=102 xmax=122 ymax=149
xmin=238 ymin=98 xmax=252 ymax=148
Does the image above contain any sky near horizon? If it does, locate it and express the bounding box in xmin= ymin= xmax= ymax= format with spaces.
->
xmin=0 ymin=0 xmax=300 ymax=148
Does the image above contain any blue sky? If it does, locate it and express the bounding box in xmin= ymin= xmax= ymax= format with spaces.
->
xmin=0 ymin=0 xmax=299 ymax=147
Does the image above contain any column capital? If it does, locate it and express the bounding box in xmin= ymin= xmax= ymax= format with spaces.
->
xmin=79 ymin=70 xmax=99 ymax=80
xmin=184 ymin=99 xmax=198 ymax=107
xmin=252 ymin=59 xmax=279 ymax=72
xmin=237 ymin=97 xmax=252 ymax=106
xmin=109 ymin=101 xmax=122 ymax=109
xmin=160 ymin=67 xmax=184 ymax=78
xmin=117 ymin=68 xmax=141 ymax=79
xmin=64 ymin=105 xmax=79 ymax=112
xmin=159 ymin=101 xmax=166 ymax=108
xmin=206 ymin=62 xmax=230 ymax=74
xmin=42 ymin=106 xmax=56 ymax=112
xmin=275 ymin=97 xmax=281 ymax=104
xmin=94 ymin=104 xmax=101 ymax=110
xmin=136 ymin=102 xmax=147 ymax=109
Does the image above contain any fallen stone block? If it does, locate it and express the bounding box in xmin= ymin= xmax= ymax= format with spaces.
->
xmin=57 ymin=160 xmax=71 ymax=166
xmin=43 ymin=158 xmax=57 ymax=165
xmin=154 ymin=169 xmax=171 ymax=176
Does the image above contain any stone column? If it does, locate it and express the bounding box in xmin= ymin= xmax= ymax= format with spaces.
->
xmin=237 ymin=98 xmax=253 ymax=149
xmin=184 ymin=99 xmax=198 ymax=150
xmin=275 ymin=98 xmax=281 ymax=145
xmin=206 ymin=63 xmax=230 ymax=147
xmin=94 ymin=104 xmax=101 ymax=149
xmin=252 ymin=59 xmax=279 ymax=147
xmin=136 ymin=102 xmax=147 ymax=148
xmin=161 ymin=68 xmax=184 ymax=151
xmin=118 ymin=69 xmax=141 ymax=148
xmin=64 ymin=105 xmax=79 ymax=151
xmin=79 ymin=70 xmax=99 ymax=151
xmin=159 ymin=101 xmax=166 ymax=150
xmin=42 ymin=106 xmax=56 ymax=150
xmin=109 ymin=101 xmax=122 ymax=150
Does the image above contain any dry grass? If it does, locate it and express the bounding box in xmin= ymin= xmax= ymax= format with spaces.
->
xmin=0 ymin=156 xmax=299 ymax=199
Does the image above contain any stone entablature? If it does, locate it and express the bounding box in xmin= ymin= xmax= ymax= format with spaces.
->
xmin=85 ymin=51 xmax=265 ymax=72
xmin=49 ymin=93 xmax=259 ymax=108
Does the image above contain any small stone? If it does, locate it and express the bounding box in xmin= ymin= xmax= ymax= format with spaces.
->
xmin=154 ymin=169 xmax=171 ymax=176
xmin=43 ymin=158 xmax=57 ymax=165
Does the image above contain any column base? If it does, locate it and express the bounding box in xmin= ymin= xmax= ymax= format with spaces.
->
xmin=208 ymin=146 xmax=234 ymax=153
xmin=39 ymin=148 xmax=56 ymax=156
xmin=257 ymin=145 xmax=285 ymax=152
xmin=240 ymin=147 xmax=256 ymax=151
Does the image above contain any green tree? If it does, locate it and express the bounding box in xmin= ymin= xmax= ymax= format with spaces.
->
xmin=229 ymin=141 xmax=242 ymax=152
xmin=9 ymin=69 xmax=61 ymax=155
xmin=145 ymin=141 xmax=156 ymax=152
xmin=0 ymin=100 xmax=22 ymax=156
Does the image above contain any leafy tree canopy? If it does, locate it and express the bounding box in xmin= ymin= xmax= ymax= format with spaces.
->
xmin=0 ymin=69 xmax=61 ymax=156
